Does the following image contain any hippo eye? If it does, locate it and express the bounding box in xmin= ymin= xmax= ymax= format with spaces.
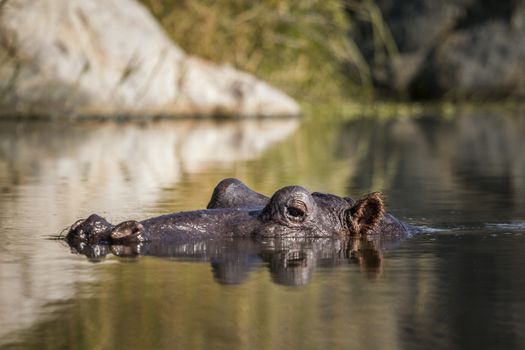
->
xmin=285 ymin=200 xmax=307 ymax=222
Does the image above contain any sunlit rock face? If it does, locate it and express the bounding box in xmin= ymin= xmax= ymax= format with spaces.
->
xmin=0 ymin=118 xmax=298 ymax=341
xmin=0 ymin=0 xmax=300 ymax=118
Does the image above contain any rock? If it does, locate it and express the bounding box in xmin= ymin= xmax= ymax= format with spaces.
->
xmin=348 ymin=0 xmax=525 ymax=99
xmin=0 ymin=0 xmax=300 ymax=118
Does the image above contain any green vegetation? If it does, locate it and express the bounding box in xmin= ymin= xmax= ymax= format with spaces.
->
xmin=140 ymin=0 xmax=387 ymax=105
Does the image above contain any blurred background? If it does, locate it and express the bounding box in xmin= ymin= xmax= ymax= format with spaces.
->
xmin=140 ymin=0 xmax=525 ymax=104
xmin=1 ymin=0 xmax=523 ymax=118
xmin=0 ymin=1 xmax=524 ymax=349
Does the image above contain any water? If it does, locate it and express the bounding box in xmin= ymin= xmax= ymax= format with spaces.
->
xmin=1 ymin=111 xmax=524 ymax=349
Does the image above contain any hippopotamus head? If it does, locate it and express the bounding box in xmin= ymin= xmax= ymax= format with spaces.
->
xmin=65 ymin=180 xmax=385 ymax=244
xmin=254 ymin=185 xmax=384 ymax=238
xmin=66 ymin=214 xmax=115 ymax=245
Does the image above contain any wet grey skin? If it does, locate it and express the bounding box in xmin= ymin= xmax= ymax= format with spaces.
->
xmin=66 ymin=178 xmax=406 ymax=245
xmin=208 ymin=178 xmax=410 ymax=238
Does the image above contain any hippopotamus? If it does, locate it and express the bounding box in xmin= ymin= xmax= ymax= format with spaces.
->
xmin=66 ymin=178 xmax=409 ymax=245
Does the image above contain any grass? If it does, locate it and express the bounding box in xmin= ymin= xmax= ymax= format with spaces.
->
xmin=139 ymin=0 xmax=393 ymax=106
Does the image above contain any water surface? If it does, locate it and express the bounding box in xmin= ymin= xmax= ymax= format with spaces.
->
xmin=0 ymin=111 xmax=524 ymax=349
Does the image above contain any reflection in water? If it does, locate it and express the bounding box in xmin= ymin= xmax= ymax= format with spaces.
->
xmin=0 ymin=119 xmax=299 ymax=218
xmin=0 ymin=118 xmax=298 ymax=342
xmin=1 ymin=111 xmax=525 ymax=349
xmin=66 ymin=236 xmax=387 ymax=286
xmin=336 ymin=112 xmax=525 ymax=225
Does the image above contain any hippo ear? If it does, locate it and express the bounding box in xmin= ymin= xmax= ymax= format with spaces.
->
xmin=346 ymin=192 xmax=384 ymax=236
xmin=111 ymin=220 xmax=146 ymax=243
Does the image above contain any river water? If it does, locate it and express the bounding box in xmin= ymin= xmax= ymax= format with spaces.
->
xmin=0 ymin=111 xmax=524 ymax=349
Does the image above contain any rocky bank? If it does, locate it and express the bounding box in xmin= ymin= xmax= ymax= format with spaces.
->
xmin=0 ymin=0 xmax=300 ymax=118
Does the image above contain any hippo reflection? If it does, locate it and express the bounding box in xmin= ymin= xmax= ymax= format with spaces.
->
xmin=66 ymin=178 xmax=408 ymax=244
xmin=67 ymin=236 xmax=387 ymax=285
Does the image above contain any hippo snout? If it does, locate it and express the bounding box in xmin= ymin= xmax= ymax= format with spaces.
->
xmin=66 ymin=214 xmax=114 ymax=244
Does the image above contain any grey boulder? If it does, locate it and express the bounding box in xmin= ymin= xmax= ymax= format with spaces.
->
xmin=0 ymin=0 xmax=300 ymax=118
